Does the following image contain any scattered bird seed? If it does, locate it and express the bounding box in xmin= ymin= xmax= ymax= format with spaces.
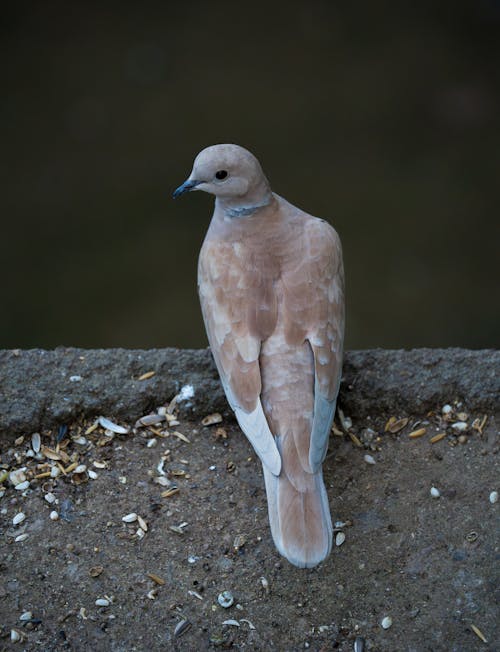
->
xmin=135 ymin=414 xmax=166 ymax=428
xmin=218 ymin=590 xmax=234 ymax=608
xmin=471 ymin=623 xmax=487 ymax=643
xmin=451 ymin=421 xmax=467 ymax=432
xmin=95 ymin=598 xmax=110 ymax=607
xmin=98 ymin=416 xmax=129 ymax=434
xmin=385 ymin=417 xmax=409 ymax=433
xmin=335 ymin=531 xmax=346 ymax=546
xmin=136 ymin=528 xmax=145 ymax=539
xmin=354 ymin=636 xmax=365 ymax=652
xmin=364 ymin=454 xmax=376 ymax=465
xmin=201 ymin=413 xmax=223 ymax=426
xmin=137 ymin=515 xmax=148 ymax=531
xmin=74 ymin=464 xmax=87 ymax=474
xmin=174 ymin=618 xmax=191 ymax=637
xmin=381 ymin=616 xmax=392 ymax=629
xmin=31 ymin=433 xmax=41 ymax=453
xmin=430 ymin=432 xmax=446 ymax=444
xmin=88 ymin=470 xmax=98 ymax=480
xmin=489 ymin=491 xmax=498 ymax=504
xmin=222 ymin=619 xmax=240 ymax=627
xmin=408 ymin=428 xmax=426 ymax=439
xmin=89 ymin=566 xmax=104 ymax=577
xmin=138 ymin=370 xmax=155 ymax=381
xmin=12 ymin=512 xmax=26 ymax=526
xmin=122 ymin=513 xmax=138 ymax=523
xmin=147 ymin=572 xmax=165 ymax=585
xmin=430 ymin=487 xmax=440 ymax=498
xmin=188 ymin=590 xmax=203 ymax=600
xmin=15 ymin=534 xmax=29 ymax=543
xmin=172 ymin=431 xmax=190 ymax=443
xmin=15 ymin=480 xmax=30 ymax=491
xmin=240 ymin=619 xmax=256 ymax=630
xmin=10 ymin=629 xmax=22 ymax=642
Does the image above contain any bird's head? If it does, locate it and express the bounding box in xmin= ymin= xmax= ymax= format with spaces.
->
xmin=173 ymin=144 xmax=272 ymax=212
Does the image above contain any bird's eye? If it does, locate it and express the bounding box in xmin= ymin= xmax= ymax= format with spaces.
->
xmin=215 ymin=170 xmax=228 ymax=180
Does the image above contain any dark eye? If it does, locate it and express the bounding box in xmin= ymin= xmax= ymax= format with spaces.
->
xmin=215 ymin=170 xmax=228 ymax=180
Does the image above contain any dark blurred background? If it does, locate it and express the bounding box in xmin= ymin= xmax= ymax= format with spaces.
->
xmin=1 ymin=1 xmax=499 ymax=351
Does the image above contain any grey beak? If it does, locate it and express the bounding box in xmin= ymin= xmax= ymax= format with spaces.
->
xmin=173 ymin=179 xmax=201 ymax=199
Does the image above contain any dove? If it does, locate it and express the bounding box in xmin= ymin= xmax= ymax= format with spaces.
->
xmin=173 ymin=144 xmax=344 ymax=568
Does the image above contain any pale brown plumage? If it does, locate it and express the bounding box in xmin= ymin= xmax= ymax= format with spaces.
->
xmin=174 ymin=144 xmax=344 ymax=568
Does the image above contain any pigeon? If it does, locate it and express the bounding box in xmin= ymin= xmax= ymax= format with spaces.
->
xmin=174 ymin=144 xmax=344 ymax=568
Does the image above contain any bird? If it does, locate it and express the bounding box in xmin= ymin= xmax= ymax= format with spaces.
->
xmin=173 ymin=144 xmax=344 ymax=568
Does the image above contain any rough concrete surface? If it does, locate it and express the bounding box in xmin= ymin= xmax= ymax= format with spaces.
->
xmin=0 ymin=348 xmax=498 ymax=651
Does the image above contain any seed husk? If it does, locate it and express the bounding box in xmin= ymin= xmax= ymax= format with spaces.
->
xmin=146 ymin=572 xmax=165 ymax=585
xmin=408 ymin=428 xmax=426 ymax=439
xmin=122 ymin=513 xmax=138 ymax=523
xmin=98 ymin=416 xmax=129 ymax=434
xmin=385 ymin=417 xmax=409 ymax=433
xmin=12 ymin=512 xmax=26 ymax=526
xmin=31 ymin=433 xmax=41 ymax=453
xmin=201 ymin=413 xmax=223 ymax=426
xmin=172 ymin=431 xmax=190 ymax=443
xmin=471 ymin=623 xmax=487 ymax=643
xmin=138 ymin=370 xmax=155 ymax=381
xmin=174 ymin=619 xmax=191 ymax=637
xmin=430 ymin=432 xmax=446 ymax=444
xmin=89 ymin=566 xmax=104 ymax=577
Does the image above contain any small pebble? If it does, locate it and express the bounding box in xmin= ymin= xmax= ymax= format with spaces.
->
xmin=489 ymin=491 xmax=498 ymax=504
xmin=88 ymin=470 xmax=98 ymax=480
xmin=50 ymin=466 xmax=60 ymax=478
xmin=442 ymin=404 xmax=453 ymax=414
xmin=122 ymin=513 xmax=138 ymax=523
xmin=44 ymin=492 xmax=56 ymax=504
xmin=50 ymin=511 xmax=59 ymax=521
xmin=95 ymin=598 xmax=110 ymax=607
xmin=14 ymin=480 xmax=30 ymax=491
xmin=451 ymin=421 xmax=467 ymax=432
xmin=430 ymin=487 xmax=440 ymax=498
xmin=19 ymin=611 xmax=33 ymax=621
xmin=381 ymin=616 xmax=392 ymax=629
xmin=73 ymin=464 xmax=87 ymax=474
xmin=364 ymin=454 xmax=376 ymax=465
xmin=147 ymin=438 xmax=157 ymax=448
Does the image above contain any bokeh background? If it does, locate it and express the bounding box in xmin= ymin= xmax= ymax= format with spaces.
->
xmin=1 ymin=1 xmax=499 ymax=351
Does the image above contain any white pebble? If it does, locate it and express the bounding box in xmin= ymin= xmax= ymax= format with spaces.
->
xmin=14 ymin=480 xmax=30 ymax=491
xmin=88 ymin=470 xmax=98 ymax=480
xmin=451 ymin=421 xmax=467 ymax=432
xmin=335 ymin=531 xmax=346 ymax=546
xmin=364 ymin=454 xmax=376 ymax=465
xmin=122 ymin=513 xmax=138 ymax=523
xmin=19 ymin=611 xmax=32 ymax=621
xmin=442 ymin=404 xmax=453 ymax=414
xmin=12 ymin=512 xmax=26 ymax=526
xmin=430 ymin=487 xmax=440 ymax=498
xmin=73 ymin=436 xmax=87 ymax=445
xmin=50 ymin=466 xmax=60 ymax=478
xmin=381 ymin=616 xmax=392 ymax=629
xmin=69 ymin=375 xmax=82 ymax=382
xmin=74 ymin=464 xmax=87 ymax=474
xmin=50 ymin=511 xmax=59 ymax=521
xmin=95 ymin=598 xmax=110 ymax=607
xmin=489 ymin=491 xmax=498 ymax=504
xmin=15 ymin=533 xmax=29 ymax=542
xmin=147 ymin=438 xmax=157 ymax=448
xmin=44 ymin=492 xmax=56 ymax=504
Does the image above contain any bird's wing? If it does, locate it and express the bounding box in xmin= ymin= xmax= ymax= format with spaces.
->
xmin=198 ymin=237 xmax=281 ymax=476
xmin=282 ymin=217 xmax=345 ymax=472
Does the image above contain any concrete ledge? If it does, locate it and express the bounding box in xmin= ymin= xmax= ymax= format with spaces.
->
xmin=0 ymin=347 xmax=498 ymax=437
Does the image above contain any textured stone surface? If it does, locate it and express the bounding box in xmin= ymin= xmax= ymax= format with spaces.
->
xmin=0 ymin=347 xmax=498 ymax=438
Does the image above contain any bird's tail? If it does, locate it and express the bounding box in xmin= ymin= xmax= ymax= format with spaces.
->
xmin=262 ymin=463 xmax=332 ymax=568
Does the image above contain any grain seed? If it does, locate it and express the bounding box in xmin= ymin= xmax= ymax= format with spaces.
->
xmin=471 ymin=623 xmax=487 ymax=643
xmin=430 ymin=432 xmax=446 ymax=444
xmin=98 ymin=416 xmax=129 ymax=434
xmin=201 ymin=413 xmax=223 ymax=426
xmin=122 ymin=513 xmax=138 ymax=523
xmin=408 ymin=428 xmax=426 ymax=439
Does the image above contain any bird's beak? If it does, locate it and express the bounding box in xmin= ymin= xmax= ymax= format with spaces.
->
xmin=172 ymin=178 xmax=202 ymax=199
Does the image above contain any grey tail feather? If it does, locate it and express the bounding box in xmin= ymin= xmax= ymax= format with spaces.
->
xmin=262 ymin=464 xmax=332 ymax=569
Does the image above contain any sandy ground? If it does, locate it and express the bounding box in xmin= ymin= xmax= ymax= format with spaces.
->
xmin=0 ymin=402 xmax=498 ymax=651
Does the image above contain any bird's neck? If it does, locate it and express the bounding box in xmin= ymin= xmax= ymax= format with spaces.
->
xmin=215 ymin=181 xmax=274 ymax=219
